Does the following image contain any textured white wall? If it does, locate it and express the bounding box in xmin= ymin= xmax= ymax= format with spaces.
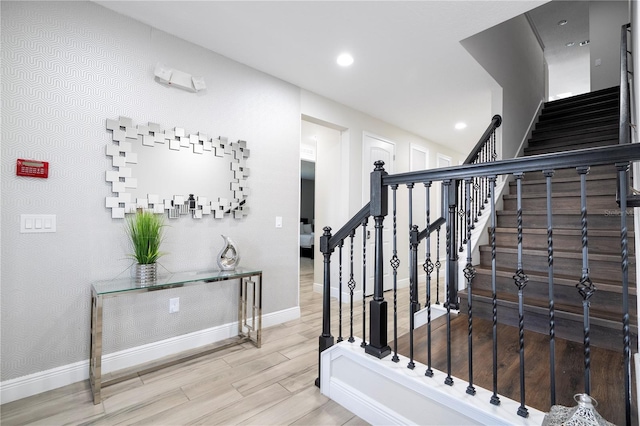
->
xmin=1 ymin=1 xmax=300 ymax=381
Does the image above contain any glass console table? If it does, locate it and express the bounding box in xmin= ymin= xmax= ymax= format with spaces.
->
xmin=90 ymin=267 xmax=262 ymax=404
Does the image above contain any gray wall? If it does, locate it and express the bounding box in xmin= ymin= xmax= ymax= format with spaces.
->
xmin=1 ymin=1 xmax=300 ymax=381
xmin=590 ymin=0 xmax=630 ymax=91
xmin=461 ymin=14 xmax=546 ymax=160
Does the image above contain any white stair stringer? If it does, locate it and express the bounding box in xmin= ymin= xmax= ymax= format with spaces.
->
xmin=320 ymin=339 xmax=545 ymax=426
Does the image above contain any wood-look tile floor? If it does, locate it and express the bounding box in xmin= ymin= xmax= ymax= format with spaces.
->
xmin=0 ymin=258 xmax=370 ymax=426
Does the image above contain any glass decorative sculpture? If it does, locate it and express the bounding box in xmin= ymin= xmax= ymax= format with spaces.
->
xmin=542 ymin=394 xmax=614 ymax=426
xmin=217 ymin=235 xmax=240 ymax=270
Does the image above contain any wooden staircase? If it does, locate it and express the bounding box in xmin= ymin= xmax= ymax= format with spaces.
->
xmin=461 ymin=86 xmax=637 ymax=350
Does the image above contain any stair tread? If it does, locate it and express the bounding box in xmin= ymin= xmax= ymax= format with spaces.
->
xmin=541 ymin=100 xmax=618 ymax=118
xmin=464 ymin=288 xmax=636 ymax=325
xmin=493 ymin=227 xmax=630 ymax=237
xmin=478 ymin=245 xmax=635 ymax=263
xmin=511 ymin=176 xmax=617 ymax=186
xmin=543 ymin=87 xmax=619 ymax=109
xmin=502 ymin=189 xmax=616 ymax=199
xmin=473 ymin=265 xmax=637 ymax=293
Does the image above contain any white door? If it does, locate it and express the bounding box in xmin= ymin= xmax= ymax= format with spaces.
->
xmin=363 ymin=133 xmax=395 ymax=295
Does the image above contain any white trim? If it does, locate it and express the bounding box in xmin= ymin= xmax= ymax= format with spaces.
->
xmin=0 ymin=307 xmax=299 ymax=404
xmin=514 ymin=99 xmax=545 ymax=159
xmin=321 ymin=339 xmax=545 ymax=426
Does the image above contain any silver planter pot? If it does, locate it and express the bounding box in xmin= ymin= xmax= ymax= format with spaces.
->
xmin=135 ymin=263 xmax=157 ymax=286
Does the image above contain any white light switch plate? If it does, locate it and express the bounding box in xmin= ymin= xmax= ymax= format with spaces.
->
xmin=20 ymin=214 xmax=56 ymax=233
xmin=275 ymin=216 xmax=282 ymax=228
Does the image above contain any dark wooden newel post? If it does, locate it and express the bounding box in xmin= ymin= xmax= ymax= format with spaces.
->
xmin=365 ymin=161 xmax=392 ymax=358
xmin=316 ymin=226 xmax=334 ymax=387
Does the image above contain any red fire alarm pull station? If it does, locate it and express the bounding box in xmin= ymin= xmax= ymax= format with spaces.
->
xmin=16 ymin=159 xmax=49 ymax=178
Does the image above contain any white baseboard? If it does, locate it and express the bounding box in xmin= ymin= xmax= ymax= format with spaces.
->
xmin=0 ymin=307 xmax=299 ymax=404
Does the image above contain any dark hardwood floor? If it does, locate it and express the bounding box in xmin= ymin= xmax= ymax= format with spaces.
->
xmin=397 ymin=313 xmax=636 ymax=426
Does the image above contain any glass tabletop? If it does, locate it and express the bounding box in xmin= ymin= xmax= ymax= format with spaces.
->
xmin=92 ymin=267 xmax=261 ymax=295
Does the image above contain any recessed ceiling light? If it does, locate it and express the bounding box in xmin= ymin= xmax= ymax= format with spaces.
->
xmin=557 ymin=19 xmax=568 ymax=26
xmin=337 ymin=53 xmax=354 ymax=67
xmin=566 ymin=42 xmax=575 ymax=47
xmin=580 ymin=40 xmax=590 ymax=46
xmin=455 ymin=122 xmax=467 ymax=130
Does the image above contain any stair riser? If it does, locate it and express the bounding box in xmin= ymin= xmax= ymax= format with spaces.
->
xmin=502 ymin=195 xmax=618 ymax=212
xmin=525 ymin=135 xmax=618 ymax=150
xmin=529 ymin=122 xmax=618 ymax=141
xmin=471 ymin=270 xmax=637 ymax=314
xmin=494 ymin=231 xmax=635 ymax=254
xmin=510 ymin=178 xmax=618 ymax=194
xmin=496 ymin=212 xmax=634 ymax=229
xmin=527 ymin=126 xmax=617 ymax=144
xmin=522 ymin=166 xmax=616 ymax=180
xmin=537 ymin=108 xmax=618 ymax=129
xmin=542 ymin=88 xmax=619 ymax=112
xmin=525 ymin=139 xmax=618 ymax=155
xmin=458 ymin=296 xmax=632 ymax=351
xmin=479 ymin=250 xmax=636 ymax=282
xmin=540 ymin=100 xmax=619 ymax=120
xmin=532 ymin=119 xmax=618 ymax=138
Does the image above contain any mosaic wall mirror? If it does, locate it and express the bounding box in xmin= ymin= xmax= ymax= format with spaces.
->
xmin=105 ymin=116 xmax=249 ymax=219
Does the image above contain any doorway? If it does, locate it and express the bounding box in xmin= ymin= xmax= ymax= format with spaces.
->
xmin=301 ymin=118 xmax=343 ymax=292
xmin=362 ymin=132 xmax=396 ymax=294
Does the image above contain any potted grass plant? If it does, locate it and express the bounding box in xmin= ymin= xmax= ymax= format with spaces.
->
xmin=125 ymin=210 xmax=166 ymax=285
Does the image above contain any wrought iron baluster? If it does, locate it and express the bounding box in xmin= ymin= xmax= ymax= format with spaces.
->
xmin=424 ymin=181 xmax=434 ymax=377
xmin=436 ymin=227 xmax=441 ymax=305
xmin=362 ymin=218 xmax=368 ymax=348
xmin=464 ymin=178 xmax=476 ymax=395
xmin=390 ymin=185 xmax=400 ymax=362
xmin=475 ymin=175 xmax=482 ymax=220
xmin=576 ymin=166 xmax=595 ymax=395
xmin=512 ymin=172 xmax=529 ymax=418
xmin=459 ymin=182 xmax=465 ymax=252
xmin=617 ymin=162 xmax=631 ymax=426
xmin=348 ymin=229 xmax=356 ymax=343
xmin=443 ymin=179 xmax=454 ymax=386
xmin=408 ymin=224 xmax=419 ymax=370
xmin=544 ymin=169 xmax=556 ymax=405
xmin=489 ymin=175 xmax=500 ymax=406
xmin=407 ymin=183 xmax=416 ymax=369
xmin=338 ymin=240 xmax=344 ymax=343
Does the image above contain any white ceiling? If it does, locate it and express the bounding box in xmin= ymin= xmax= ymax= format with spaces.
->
xmin=96 ymin=0 xmax=552 ymax=155
xmin=528 ymin=1 xmax=591 ymax=99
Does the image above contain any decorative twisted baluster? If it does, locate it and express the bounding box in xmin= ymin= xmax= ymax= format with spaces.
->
xmin=436 ymin=227 xmax=441 ymax=305
xmin=390 ymin=184 xmax=400 ymax=363
xmin=576 ymin=167 xmax=596 ymax=396
xmin=617 ymin=162 xmax=631 ymax=426
xmin=464 ymin=178 xmax=476 ymax=396
xmin=459 ymin=185 xmax=465 ymax=252
xmin=348 ymin=229 xmax=356 ymax=343
xmin=544 ymin=169 xmax=556 ymax=405
xmin=489 ymin=175 xmax=500 ymax=406
xmin=423 ymin=181 xmax=434 ymax=377
xmin=512 ymin=173 xmax=529 ymax=418
xmin=443 ymin=179 xmax=454 ymax=386
xmin=338 ymin=240 xmax=344 ymax=343
xmin=361 ymin=218 xmax=368 ymax=348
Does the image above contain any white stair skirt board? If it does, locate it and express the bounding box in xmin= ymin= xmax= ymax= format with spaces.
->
xmin=413 ymin=303 xmax=447 ymax=329
xmin=0 ymin=306 xmax=299 ymax=404
xmin=320 ymin=339 xmax=546 ymax=426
